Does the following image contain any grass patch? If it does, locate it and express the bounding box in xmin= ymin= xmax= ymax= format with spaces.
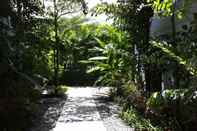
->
xmin=120 ymin=106 xmax=161 ymax=131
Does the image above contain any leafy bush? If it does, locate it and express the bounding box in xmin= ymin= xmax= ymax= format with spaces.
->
xmin=146 ymin=89 xmax=197 ymax=130
xmin=120 ymin=106 xmax=161 ymax=130
xmin=55 ymin=85 xmax=68 ymax=95
xmin=118 ymin=81 xmax=137 ymax=97
xmin=147 ymin=89 xmax=190 ymax=113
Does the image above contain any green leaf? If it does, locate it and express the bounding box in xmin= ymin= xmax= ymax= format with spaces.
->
xmin=151 ymin=40 xmax=197 ymax=76
xmin=94 ymin=37 xmax=106 ymax=48
xmin=89 ymin=56 xmax=108 ymax=61
xmin=88 ymin=47 xmax=104 ymax=52
xmin=79 ymin=60 xmax=96 ymax=64
xmin=86 ymin=66 xmax=102 ymax=73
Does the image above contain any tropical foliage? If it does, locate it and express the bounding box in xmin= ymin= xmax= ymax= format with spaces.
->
xmin=88 ymin=0 xmax=197 ymax=130
xmin=1 ymin=0 xmax=197 ymax=130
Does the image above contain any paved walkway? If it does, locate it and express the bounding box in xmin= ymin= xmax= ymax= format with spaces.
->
xmin=30 ymin=87 xmax=134 ymax=131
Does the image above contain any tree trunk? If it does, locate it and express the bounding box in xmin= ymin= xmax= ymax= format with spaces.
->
xmin=53 ymin=0 xmax=59 ymax=90
xmin=171 ymin=0 xmax=180 ymax=88
xmin=145 ymin=64 xmax=162 ymax=93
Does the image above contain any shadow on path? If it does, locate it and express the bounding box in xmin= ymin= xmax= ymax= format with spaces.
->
xmin=57 ymin=97 xmax=101 ymax=123
xmin=94 ymin=96 xmax=118 ymax=119
xmin=93 ymin=88 xmax=133 ymax=131
xmin=29 ymin=96 xmax=67 ymax=131
xmin=29 ymin=87 xmax=133 ymax=131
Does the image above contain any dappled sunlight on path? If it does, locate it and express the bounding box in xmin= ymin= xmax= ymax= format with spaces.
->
xmin=30 ymin=87 xmax=134 ymax=131
xmin=53 ymin=87 xmax=134 ymax=131
xmin=56 ymin=87 xmax=102 ymax=123
xmin=29 ymin=97 xmax=67 ymax=131
xmin=54 ymin=121 xmax=106 ymax=131
xmin=53 ymin=87 xmax=106 ymax=131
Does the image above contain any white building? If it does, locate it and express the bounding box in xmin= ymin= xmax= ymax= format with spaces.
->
xmin=150 ymin=0 xmax=197 ymax=37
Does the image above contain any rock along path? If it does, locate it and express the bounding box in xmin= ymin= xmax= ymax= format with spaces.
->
xmin=30 ymin=87 xmax=134 ymax=131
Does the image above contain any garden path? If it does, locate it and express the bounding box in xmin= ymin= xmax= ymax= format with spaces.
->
xmin=30 ymin=87 xmax=134 ymax=131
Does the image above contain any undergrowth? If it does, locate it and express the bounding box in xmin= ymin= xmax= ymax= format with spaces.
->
xmin=120 ymin=105 xmax=162 ymax=131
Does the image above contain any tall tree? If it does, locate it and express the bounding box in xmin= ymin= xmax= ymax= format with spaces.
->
xmin=94 ymin=0 xmax=155 ymax=94
xmin=46 ymin=0 xmax=87 ymax=88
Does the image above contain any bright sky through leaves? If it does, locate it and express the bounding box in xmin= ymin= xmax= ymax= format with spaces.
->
xmin=44 ymin=0 xmax=116 ymax=23
xmin=86 ymin=0 xmax=116 ymax=23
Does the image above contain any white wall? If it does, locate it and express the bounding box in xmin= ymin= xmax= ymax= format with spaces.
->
xmin=150 ymin=0 xmax=197 ymax=37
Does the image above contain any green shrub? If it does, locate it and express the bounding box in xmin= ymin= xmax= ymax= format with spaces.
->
xmin=147 ymin=89 xmax=189 ymax=113
xmin=109 ymin=81 xmax=138 ymax=106
xmin=146 ymin=89 xmax=197 ymax=130
xmin=122 ymin=81 xmax=137 ymax=97
xmin=55 ymin=85 xmax=68 ymax=95
xmin=120 ymin=106 xmax=161 ymax=130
